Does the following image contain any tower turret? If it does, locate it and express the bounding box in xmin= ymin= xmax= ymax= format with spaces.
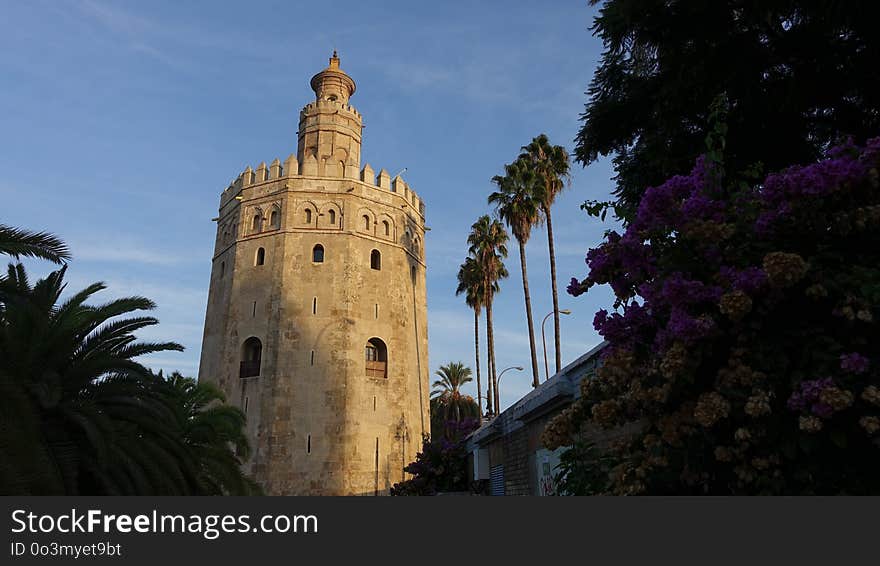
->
xmin=297 ymin=51 xmax=363 ymax=176
xmin=310 ymin=50 xmax=356 ymax=103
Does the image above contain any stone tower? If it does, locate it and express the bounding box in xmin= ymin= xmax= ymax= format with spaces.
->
xmin=198 ymin=52 xmax=429 ymax=495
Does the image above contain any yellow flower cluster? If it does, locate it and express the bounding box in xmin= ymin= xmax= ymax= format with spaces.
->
xmin=594 ymin=348 xmax=636 ymax=387
xmin=804 ymin=283 xmax=828 ymax=299
xmin=714 ymin=446 xmax=733 ymax=462
xmin=799 ymin=415 xmax=823 ymax=433
xmin=734 ymin=427 xmax=752 ymax=442
xmin=862 ymin=386 xmax=880 ymax=406
xmin=763 ymin=251 xmax=808 ymax=287
xmin=744 ymin=390 xmax=772 ymax=417
xmin=860 ymin=416 xmax=880 ymax=435
xmin=591 ymin=399 xmax=621 ymax=427
xmin=694 ymin=392 xmax=730 ymax=427
xmin=818 ymin=387 xmax=854 ymax=411
xmin=660 ymin=342 xmax=690 ymax=380
xmin=719 ymin=290 xmax=753 ymax=321
xmin=717 ymin=355 xmax=766 ymax=388
xmin=838 ymin=304 xmax=874 ymax=322
xmin=541 ymin=406 xmax=576 ymax=449
xmin=682 ymin=220 xmax=736 ymax=242
xmin=631 ymin=381 xmax=670 ymax=405
xmin=834 ymin=204 xmax=880 ymax=233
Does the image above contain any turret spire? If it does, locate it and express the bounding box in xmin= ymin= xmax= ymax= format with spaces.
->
xmin=309 ymin=50 xmax=355 ymax=103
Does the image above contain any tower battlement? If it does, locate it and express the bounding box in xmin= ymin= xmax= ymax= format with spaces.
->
xmin=299 ymin=99 xmax=362 ymax=118
xmin=219 ymin=158 xmax=425 ymax=219
xmin=199 ymin=53 xmax=429 ymax=496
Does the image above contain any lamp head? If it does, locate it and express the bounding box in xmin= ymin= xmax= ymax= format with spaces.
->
xmin=559 ymin=309 xmax=572 ymax=315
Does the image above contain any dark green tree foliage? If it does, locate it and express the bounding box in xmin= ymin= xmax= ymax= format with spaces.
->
xmin=0 ymin=224 xmax=70 ymax=265
xmin=390 ymin=418 xmax=480 ymax=496
xmin=0 ymin=259 xmax=259 ymax=495
xmin=577 ymin=1 xmax=880 ymax=219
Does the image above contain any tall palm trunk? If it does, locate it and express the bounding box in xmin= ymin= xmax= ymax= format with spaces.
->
xmin=473 ymin=309 xmax=483 ymax=416
xmin=518 ymin=240 xmax=540 ymax=388
xmin=544 ymin=205 xmax=562 ymax=375
xmin=486 ymin=298 xmax=498 ymax=415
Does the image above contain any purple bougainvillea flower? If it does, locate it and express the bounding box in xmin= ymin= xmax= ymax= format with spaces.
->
xmin=840 ymin=353 xmax=870 ymax=374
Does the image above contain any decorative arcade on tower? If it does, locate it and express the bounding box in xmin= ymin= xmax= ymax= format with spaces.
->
xmin=198 ymin=52 xmax=429 ymax=495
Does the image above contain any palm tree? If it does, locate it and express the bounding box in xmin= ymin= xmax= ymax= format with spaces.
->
xmin=456 ymin=257 xmax=491 ymax=417
xmin=0 ymin=224 xmax=70 ymax=264
xmin=430 ymin=362 xmax=478 ymax=427
xmin=0 ymin=263 xmax=188 ymax=494
xmin=162 ymin=372 xmax=261 ymax=495
xmin=0 ymin=227 xmax=257 ymax=495
xmin=467 ymin=215 xmax=508 ymax=415
xmin=489 ymin=159 xmax=542 ymax=388
xmin=519 ymin=135 xmax=571 ymax=375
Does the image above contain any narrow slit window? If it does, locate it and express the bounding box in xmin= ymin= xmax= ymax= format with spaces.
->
xmin=310 ymin=350 xmax=315 ymax=366
xmin=244 ymin=396 xmax=249 ymax=413
xmin=307 ymin=435 xmax=311 ymax=454
xmin=375 ymin=303 xmax=378 ymax=319
xmin=374 ymin=437 xmax=379 ymax=496
xmin=253 ymin=301 xmax=257 ymax=317
xmin=312 ymin=297 xmax=317 ymax=315
xmin=220 ymin=261 xmax=225 ymax=277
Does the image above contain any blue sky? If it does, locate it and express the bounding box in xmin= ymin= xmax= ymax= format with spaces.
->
xmin=2 ymin=0 xmax=618 ymax=412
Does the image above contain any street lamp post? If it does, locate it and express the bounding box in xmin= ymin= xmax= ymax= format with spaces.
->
xmin=542 ymin=309 xmax=571 ymax=382
xmin=495 ymin=366 xmax=524 ymax=415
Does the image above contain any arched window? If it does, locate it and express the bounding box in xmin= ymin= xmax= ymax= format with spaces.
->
xmin=240 ymin=337 xmax=262 ymax=378
xmin=365 ymin=338 xmax=387 ymax=378
xmin=329 ymin=209 xmax=336 ymax=224
xmin=255 ymin=247 xmax=265 ymax=266
xmin=363 ymin=215 xmax=371 ymax=231
xmin=270 ymin=209 xmax=280 ymax=229
xmin=252 ymin=213 xmax=263 ymax=233
xmin=312 ymin=244 xmax=324 ymax=263
xmin=383 ymin=220 xmax=390 ymax=236
xmin=370 ymin=249 xmax=381 ymax=270
xmin=305 ymin=208 xmax=312 ymax=224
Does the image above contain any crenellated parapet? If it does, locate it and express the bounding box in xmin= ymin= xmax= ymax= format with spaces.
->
xmin=220 ymin=155 xmax=424 ymax=219
xmin=299 ymin=99 xmax=361 ymax=118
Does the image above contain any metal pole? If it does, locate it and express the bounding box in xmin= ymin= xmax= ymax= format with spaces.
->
xmin=542 ymin=309 xmax=572 ymax=382
xmin=495 ymin=366 xmax=524 ymax=414
xmin=541 ymin=311 xmax=553 ymax=382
